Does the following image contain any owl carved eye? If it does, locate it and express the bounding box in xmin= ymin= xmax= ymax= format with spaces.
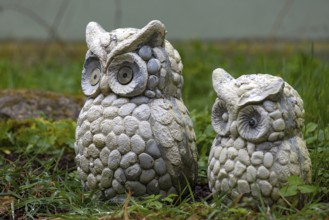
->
xmin=108 ymin=53 xmax=148 ymax=97
xmin=117 ymin=67 xmax=133 ymax=85
xmin=212 ymin=99 xmax=231 ymax=135
xmin=81 ymin=57 xmax=102 ymax=97
xmin=90 ymin=68 xmax=101 ymax=86
xmin=237 ymin=105 xmax=270 ymax=142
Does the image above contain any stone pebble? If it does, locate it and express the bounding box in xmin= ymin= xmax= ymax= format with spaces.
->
xmin=268 ymin=132 xmax=281 ymax=142
xmin=138 ymin=45 xmax=152 ymax=60
xmin=238 ymin=149 xmax=250 ymax=166
xmin=227 ymin=147 xmax=238 ymax=159
xmin=101 ymin=94 xmax=117 ymax=107
xmin=112 ymin=117 xmax=125 ymax=135
xmin=112 ymin=98 xmax=129 ymax=107
xmin=145 ymin=90 xmax=156 ymax=98
xmin=147 ymin=58 xmax=161 ymax=74
xmin=100 ymin=168 xmax=113 ymax=188
xmin=223 ymin=159 xmax=234 ymax=172
xmin=124 ymin=116 xmax=139 ymax=136
xmin=100 ymin=119 xmax=113 ymax=134
xmin=130 ymin=96 xmax=150 ymax=105
xmin=138 ymin=121 xmax=153 ymax=140
xmin=258 ymin=180 xmax=272 ymax=196
xmin=251 ymin=151 xmax=264 ymax=165
xmin=219 ymin=148 xmax=227 ymax=164
xmin=146 ymin=139 xmax=161 ymax=158
xmin=208 ymin=157 xmax=216 ymax=170
xmin=247 ymin=143 xmax=255 ymax=155
xmin=103 ymin=106 xmax=119 ymax=119
xmin=148 ymin=75 xmax=159 ymax=89
xmin=154 ymin=158 xmax=167 ymax=175
xmin=269 ymin=110 xmax=282 ymax=120
xmin=263 ymin=152 xmax=274 ymax=168
xmin=112 ymin=179 xmax=125 ymax=194
xmin=131 ymin=135 xmax=146 ymax=154
xmin=120 ymin=151 xmax=137 ymax=169
xmin=155 ymin=89 xmax=162 ymax=98
xmin=125 ymin=164 xmax=142 ymax=180
xmin=81 ymin=131 xmax=93 ymax=148
xmin=126 ymin=181 xmax=146 ymax=196
xmin=273 ymin=119 xmax=285 ymax=131
xmin=228 ymin=174 xmax=237 ymax=188
xmin=237 ymin=179 xmax=250 ymax=194
xmin=233 ymin=137 xmax=245 ymax=149
xmin=140 ymin=169 xmax=156 ymax=184
xmin=87 ymin=173 xmax=97 ymax=189
xmin=79 ymin=155 xmax=90 ymax=173
xmin=246 ymin=165 xmax=257 ymax=182
xmin=263 ymin=100 xmax=277 ymax=112
xmin=214 ymin=146 xmax=222 ymax=159
xmin=99 ymin=147 xmax=110 ymax=166
xmin=212 ymin=160 xmax=220 ymax=175
xmin=119 ymin=103 xmax=137 ymax=117
xmin=221 ymin=178 xmax=230 ymax=191
xmin=117 ymin=133 xmax=131 ymax=154
xmin=106 ymin=132 xmax=117 ymax=150
xmin=92 ymin=158 xmax=104 ymax=174
xmin=158 ymin=75 xmax=166 ymax=90
xmin=153 ymin=47 xmax=167 ymax=62
xmin=93 ymin=94 xmax=104 ymax=105
xmin=93 ymin=133 xmax=106 ymax=148
xmin=159 ymin=173 xmax=172 ymax=190
xmin=104 ymin=188 xmax=116 ymax=198
xmin=139 ymin=153 xmax=155 ymax=169
xmin=83 ymin=98 xmax=93 ymax=111
xmin=114 ymin=168 xmax=126 ymax=183
xmin=90 ymin=117 xmax=102 ymax=134
xmin=108 ymin=149 xmax=121 ymax=170
xmin=132 ymin=104 xmax=151 ymax=121
xmin=233 ymin=161 xmax=246 ymax=176
xmin=87 ymin=144 xmax=100 ymax=158
xmin=147 ymin=179 xmax=160 ymax=194
xmin=78 ymin=120 xmax=90 ymax=139
xmin=86 ymin=105 xmax=103 ymax=122
xmin=78 ymin=167 xmax=87 ymax=181
xmin=257 ymin=165 xmax=270 ymax=179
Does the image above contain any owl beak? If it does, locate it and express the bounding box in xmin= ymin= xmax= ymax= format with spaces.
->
xmin=212 ymin=68 xmax=234 ymax=95
xmin=105 ymin=20 xmax=166 ymax=69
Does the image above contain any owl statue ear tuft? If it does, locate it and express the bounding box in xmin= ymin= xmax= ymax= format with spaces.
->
xmin=238 ymin=77 xmax=284 ymax=107
xmin=212 ymin=68 xmax=234 ymax=95
xmin=86 ymin=21 xmax=108 ymax=62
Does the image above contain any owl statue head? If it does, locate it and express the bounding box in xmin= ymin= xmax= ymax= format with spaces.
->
xmin=208 ymin=68 xmax=312 ymax=207
xmin=75 ymin=20 xmax=197 ymax=202
xmin=81 ymin=20 xmax=183 ymax=100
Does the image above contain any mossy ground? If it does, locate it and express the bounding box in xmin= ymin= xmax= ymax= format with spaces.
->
xmin=0 ymin=41 xmax=329 ymax=219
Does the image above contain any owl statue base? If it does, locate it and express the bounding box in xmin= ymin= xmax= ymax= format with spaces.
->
xmin=208 ymin=68 xmax=312 ymax=207
xmin=74 ymin=20 xmax=198 ymax=202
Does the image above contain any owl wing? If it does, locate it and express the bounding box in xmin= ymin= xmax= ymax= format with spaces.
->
xmin=150 ymin=98 xmax=198 ymax=189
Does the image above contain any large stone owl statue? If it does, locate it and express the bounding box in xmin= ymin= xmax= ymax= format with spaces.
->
xmin=208 ymin=68 xmax=312 ymax=206
xmin=74 ymin=20 xmax=197 ymax=201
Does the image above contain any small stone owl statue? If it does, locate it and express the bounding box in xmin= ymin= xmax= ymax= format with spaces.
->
xmin=208 ymin=68 xmax=312 ymax=206
xmin=74 ymin=20 xmax=197 ymax=201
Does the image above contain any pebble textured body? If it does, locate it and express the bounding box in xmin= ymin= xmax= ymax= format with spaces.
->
xmin=208 ymin=68 xmax=311 ymax=206
xmin=74 ymin=20 xmax=197 ymax=201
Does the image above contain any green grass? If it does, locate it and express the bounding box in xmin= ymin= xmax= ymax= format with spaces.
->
xmin=0 ymin=41 xmax=329 ymax=219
